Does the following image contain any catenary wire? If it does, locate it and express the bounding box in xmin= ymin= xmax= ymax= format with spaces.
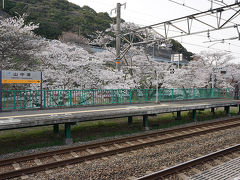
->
xmin=168 ymin=0 xmax=239 ymax=26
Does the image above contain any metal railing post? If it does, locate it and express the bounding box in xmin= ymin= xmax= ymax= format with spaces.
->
xmin=44 ymin=90 xmax=46 ymax=108
xmin=193 ymin=88 xmax=195 ymax=99
xmin=92 ymin=89 xmax=95 ymax=105
xmin=70 ymin=90 xmax=72 ymax=107
xmin=182 ymin=89 xmax=185 ymax=100
xmin=129 ymin=89 xmax=132 ymax=103
xmin=0 ymin=71 xmax=2 ymax=112
xmin=112 ymin=89 xmax=114 ymax=104
xmin=145 ymin=89 xmax=148 ymax=102
xmin=156 ymin=73 xmax=159 ymax=103
xmin=13 ymin=91 xmax=16 ymax=110
xmin=40 ymin=72 xmax=43 ymax=109
xmin=232 ymin=88 xmax=234 ymax=99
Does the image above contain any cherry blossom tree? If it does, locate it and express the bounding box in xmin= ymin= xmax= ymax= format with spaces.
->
xmin=0 ymin=15 xmax=43 ymax=70
xmin=163 ymin=51 xmax=238 ymax=89
xmin=0 ymin=15 xmax=238 ymax=92
xmin=36 ymin=40 xmax=137 ymax=90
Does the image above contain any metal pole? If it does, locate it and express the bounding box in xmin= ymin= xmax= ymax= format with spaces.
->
xmin=40 ymin=72 xmax=43 ymax=109
xmin=178 ymin=54 xmax=180 ymax=69
xmin=153 ymin=44 xmax=154 ymax=59
xmin=156 ymin=73 xmax=159 ymax=103
xmin=2 ymin=0 xmax=4 ymax=9
xmin=0 ymin=70 xmax=2 ymax=112
xmin=212 ymin=68 xmax=215 ymax=88
xmin=116 ymin=3 xmax=121 ymax=71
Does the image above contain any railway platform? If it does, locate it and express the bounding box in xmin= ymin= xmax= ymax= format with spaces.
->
xmin=0 ymin=98 xmax=240 ymax=143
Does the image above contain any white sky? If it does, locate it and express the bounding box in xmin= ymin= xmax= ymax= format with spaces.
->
xmin=68 ymin=0 xmax=240 ymax=62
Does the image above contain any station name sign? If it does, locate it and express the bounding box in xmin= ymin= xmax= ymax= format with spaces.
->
xmin=1 ymin=70 xmax=41 ymax=84
xmin=171 ymin=54 xmax=183 ymax=62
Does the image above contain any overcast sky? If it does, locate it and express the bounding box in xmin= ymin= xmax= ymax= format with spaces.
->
xmin=68 ymin=0 xmax=240 ymax=62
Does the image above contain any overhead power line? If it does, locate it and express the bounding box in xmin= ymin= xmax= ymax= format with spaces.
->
xmin=115 ymin=2 xmax=240 ymax=65
xmin=203 ymin=36 xmax=239 ymax=43
xmin=122 ymin=2 xmax=240 ymax=47
xmin=207 ymin=0 xmax=239 ymax=13
xmin=168 ymin=0 xmax=206 ymax=14
xmin=149 ymin=2 xmax=240 ymax=28
xmin=169 ymin=0 xmax=239 ymax=26
xmin=181 ymin=41 xmax=240 ymax=55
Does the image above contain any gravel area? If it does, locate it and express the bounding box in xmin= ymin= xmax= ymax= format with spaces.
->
xmin=15 ymin=124 xmax=240 ymax=180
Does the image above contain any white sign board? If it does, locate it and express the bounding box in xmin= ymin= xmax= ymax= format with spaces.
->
xmin=1 ymin=70 xmax=41 ymax=83
xmin=171 ymin=54 xmax=183 ymax=62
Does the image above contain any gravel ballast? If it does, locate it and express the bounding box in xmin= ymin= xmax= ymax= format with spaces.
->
xmin=22 ymin=125 xmax=240 ymax=180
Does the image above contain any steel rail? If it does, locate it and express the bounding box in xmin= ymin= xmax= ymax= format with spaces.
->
xmin=0 ymin=117 xmax=239 ymax=166
xmin=0 ymin=117 xmax=240 ymax=179
xmin=136 ymin=144 xmax=240 ymax=180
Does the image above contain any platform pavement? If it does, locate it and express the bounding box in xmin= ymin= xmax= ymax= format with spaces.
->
xmin=190 ymin=156 xmax=240 ymax=179
xmin=0 ymin=98 xmax=240 ymax=131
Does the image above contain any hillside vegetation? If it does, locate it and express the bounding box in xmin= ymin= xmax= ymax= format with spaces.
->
xmin=1 ymin=0 xmax=112 ymax=39
xmin=171 ymin=39 xmax=194 ymax=61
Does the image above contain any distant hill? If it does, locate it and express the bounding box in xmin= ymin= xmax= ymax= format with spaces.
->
xmin=146 ymin=41 xmax=193 ymax=62
xmin=1 ymin=0 xmax=112 ymax=39
xmin=170 ymin=39 xmax=194 ymax=61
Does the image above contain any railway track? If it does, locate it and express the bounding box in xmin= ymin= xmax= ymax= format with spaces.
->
xmin=136 ymin=144 xmax=240 ymax=180
xmin=1 ymin=117 xmax=240 ymax=179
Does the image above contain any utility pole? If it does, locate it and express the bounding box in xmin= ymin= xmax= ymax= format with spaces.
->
xmin=116 ymin=3 xmax=121 ymax=71
xmin=2 ymin=0 xmax=4 ymax=9
xmin=111 ymin=3 xmax=126 ymax=71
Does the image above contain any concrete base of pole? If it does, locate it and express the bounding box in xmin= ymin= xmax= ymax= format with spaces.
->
xmin=177 ymin=111 xmax=181 ymax=120
xmin=128 ymin=116 xmax=133 ymax=125
xmin=143 ymin=115 xmax=149 ymax=130
xmin=53 ymin=124 xmax=59 ymax=134
xmin=64 ymin=123 xmax=72 ymax=144
xmin=192 ymin=109 xmax=197 ymax=122
xmin=143 ymin=126 xmax=150 ymax=131
xmin=64 ymin=138 xmax=73 ymax=145
xmin=211 ymin=107 xmax=215 ymax=113
xmin=224 ymin=106 xmax=230 ymax=116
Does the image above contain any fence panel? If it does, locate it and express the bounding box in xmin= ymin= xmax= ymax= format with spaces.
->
xmin=2 ymin=90 xmax=42 ymax=110
xmin=146 ymin=89 xmax=156 ymax=102
xmin=1 ymin=88 xmax=234 ymax=110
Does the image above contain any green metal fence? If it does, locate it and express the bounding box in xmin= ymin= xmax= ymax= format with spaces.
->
xmin=1 ymin=88 xmax=234 ymax=111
